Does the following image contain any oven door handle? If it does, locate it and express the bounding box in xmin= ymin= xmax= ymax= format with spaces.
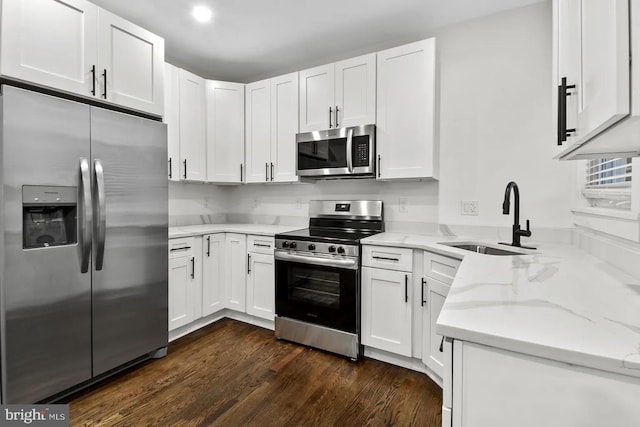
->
xmin=275 ymin=251 xmax=358 ymax=270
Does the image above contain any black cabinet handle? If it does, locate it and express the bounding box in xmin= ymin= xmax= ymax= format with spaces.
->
xmin=439 ymin=336 xmax=445 ymax=353
xmin=170 ymin=246 xmax=191 ymax=252
xmin=372 ymin=256 xmax=399 ymax=262
xmin=421 ymin=278 xmax=426 ymax=307
xmin=183 ymin=159 xmax=187 ymax=179
xmin=335 ymin=105 xmax=339 ymax=128
xmin=270 ymin=163 xmax=274 ymax=181
xmin=206 ymin=236 xmax=211 ymax=257
xmin=91 ymin=65 xmax=96 ymax=96
xmin=190 ymin=257 xmax=195 ymax=279
xmin=329 ymin=106 xmax=333 ymax=128
xmin=102 ymin=69 xmax=107 ymax=99
xmin=253 ymin=243 xmax=271 ymax=248
xmin=240 ymin=164 xmax=243 ymax=182
xmin=377 ymin=154 xmax=381 ymax=178
xmin=247 ymin=253 xmax=251 ymax=274
xmin=557 ymin=77 xmax=576 ymax=145
xmin=404 ymin=274 xmax=408 ymax=303
xmin=266 ymin=163 xmax=269 ymax=181
xmin=168 ymin=158 xmax=172 ymax=179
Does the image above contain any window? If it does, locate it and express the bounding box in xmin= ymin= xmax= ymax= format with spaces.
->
xmin=583 ymin=158 xmax=632 ymax=210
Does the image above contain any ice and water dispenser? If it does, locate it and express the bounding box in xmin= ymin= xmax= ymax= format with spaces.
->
xmin=22 ymin=186 xmax=77 ymax=249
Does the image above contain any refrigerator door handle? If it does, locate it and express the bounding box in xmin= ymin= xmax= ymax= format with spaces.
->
xmin=79 ymin=158 xmax=92 ymax=273
xmin=94 ymin=159 xmax=106 ymax=270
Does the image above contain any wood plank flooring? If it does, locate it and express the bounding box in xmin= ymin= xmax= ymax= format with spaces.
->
xmin=64 ymin=319 xmax=443 ymax=426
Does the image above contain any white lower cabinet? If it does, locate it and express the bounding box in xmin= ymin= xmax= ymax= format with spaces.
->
xmin=422 ymin=278 xmax=448 ymax=377
xmin=224 ymin=233 xmax=248 ymax=312
xmin=168 ymin=237 xmax=202 ymax=331
xmin=202 ymin=234 xmax=225 ymax=317
xmin=246 ymin=252 xmax=275 ymax=320
xmin=449 ymin=341 xmax=640 ymax=427
xmin=361 ymin=266 xmax=413 ymax=357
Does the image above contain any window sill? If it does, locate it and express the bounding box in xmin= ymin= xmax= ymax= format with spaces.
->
xmin=572 ymin=207 xmax=640 ymax=243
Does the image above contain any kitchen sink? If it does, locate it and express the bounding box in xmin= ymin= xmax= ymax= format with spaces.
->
xmin=439 ymin=242 xmax=531 ymax=256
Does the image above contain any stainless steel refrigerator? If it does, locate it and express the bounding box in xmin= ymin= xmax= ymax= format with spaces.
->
xmin=0 ymin=85 xmax=168 ymax=403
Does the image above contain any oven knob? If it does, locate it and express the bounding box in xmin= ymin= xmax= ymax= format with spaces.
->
xmin=337 ymin=246 xmax=345 ymax=254
xmin=308 ymin=244 xmax=316 ymax=251
xmin=290 ymin=242 xmax=297 ymax=249
xmin=328 ymin=245 xmax=336 ymax=253
xmin=282 ymin=241 xmax=290 ymax=248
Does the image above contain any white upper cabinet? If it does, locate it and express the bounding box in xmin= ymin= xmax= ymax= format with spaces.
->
xmin=299 ymin=54 xmax=376 ymax=132
xmin=206 ymin=81 xmax=245 ymax=183
xmin=0 ymin=0 xmax=97 ymax=96
xmin=0 ymin=0 xmax=164 ymax=116
xmin=554 ymin=0 xmax=640 ymax=159
xmin=334 ymin=54 xmax=377 ymax=128
xmin=164 ymin=63 xmax=180 ymax=182
xmin=179 ymin=69 xmax=207 ymax=182
xmin=245 ymin=72 xmax=299 ymax=183
xmin=270 ymin=73 xmax=299 ymax=182
xmin=376 ymin=39 xmax=437 ymax=180
xmin=96 ymin=8 xmax=164 ymax=116
xmin=245 ymin=79 xmax=272 ymax=183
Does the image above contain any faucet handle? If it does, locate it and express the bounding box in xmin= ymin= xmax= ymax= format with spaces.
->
xmin=526 ymin=219 xmax=530 ymax=231
xmin=522 ymin=219 xmax=532 ymax=237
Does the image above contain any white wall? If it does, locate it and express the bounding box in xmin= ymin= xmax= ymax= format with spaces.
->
xmin=435 ymin=1 xmax=576 ymax=229
xmin=168 ymin=181 xmax=230 ymax=226
xmin=169 ymin=1 xmax=577 ymax=237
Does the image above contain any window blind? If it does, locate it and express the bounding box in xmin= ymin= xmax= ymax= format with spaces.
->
xmin=585 ymin=158 xmax=632 ymax=188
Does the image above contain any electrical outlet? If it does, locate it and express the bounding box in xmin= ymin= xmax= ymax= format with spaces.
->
xmin=296 ymin=199 xmax=302 ymax=209
xmin=460 ymin=200 xmax=479 ymax=216
xmin=399 ymin=198 xmax=408 ymax=213
xmin=254 ymin=199 xmax=259 ymax=208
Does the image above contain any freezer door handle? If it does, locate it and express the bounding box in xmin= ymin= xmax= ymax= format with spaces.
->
xmin=94 ymin=159 xmax=106 ymax=270
xmin=79 ymin=158 xmax=92 ymax=273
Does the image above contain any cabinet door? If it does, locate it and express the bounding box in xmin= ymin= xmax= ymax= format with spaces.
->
xmin=361 ymin=267 xmax=412 ymax=357
xmin=179 ymin=69 xmax=207 ymax=182
xmin=246 ymin=252 xmax=275 ymax=320
xmin=299 ymin=63 xmax=334 ymax=132
xmin=225 ymin=233 xmax=247 ymax=312
xmin=335 ymin=54 xmax=376 ymax=128
xmin=422 ymin=278 xmax=449 ymax=377
xmin=0 ymin=0 xmax=97 ymax=97
xmin=97 ymin=8 xmax=164 ymax=116
xmin=245 ymin=79 xmax=272 ymax=183
xmin=377 ymin=39 xmax=436 ymax=180
xmin=206 ymin=81 xmax=245 ymax=183
xmin=271 ymin=72 xmax=299 ymax=183
xmin=577 ymin=0 xmax=630 ymax=142
xmin=169 ymin=255 xmax=196 ymax=331
xmin=553 ymin=0 xmax=582 ymax=156
xmin=202 ymin=234 xmax=225 ymax=317
xmin=164 ymin=63 xmax=180 ymax=181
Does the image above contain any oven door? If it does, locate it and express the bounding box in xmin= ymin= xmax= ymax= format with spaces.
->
xmin=275 ymin=251 xmax=358 ymax=333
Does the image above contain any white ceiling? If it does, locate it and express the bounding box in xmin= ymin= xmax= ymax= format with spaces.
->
xmin=91 ymin=0 xmax=544 ymax=83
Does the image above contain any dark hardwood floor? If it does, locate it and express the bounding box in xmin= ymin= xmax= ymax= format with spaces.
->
xmin=65 ymin=319 xmax=443 ymax=426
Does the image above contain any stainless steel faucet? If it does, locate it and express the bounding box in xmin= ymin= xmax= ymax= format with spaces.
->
xmin=502 ymin=181 xmax=533 ymax=248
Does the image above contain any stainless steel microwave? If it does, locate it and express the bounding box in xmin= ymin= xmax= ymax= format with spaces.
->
xmin=296 ymin=124 xmax=376 ymax=179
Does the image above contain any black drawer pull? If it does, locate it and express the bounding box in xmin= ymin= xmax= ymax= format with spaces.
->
xmin=170 ymin=246 xmax=191 ymax=252
xmin=372 ymin=256 xmax=400 ymax=262
xmin=253 ymin=243 xmax=271 ymax=248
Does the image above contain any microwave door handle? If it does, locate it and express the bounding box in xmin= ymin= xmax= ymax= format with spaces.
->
xmin=346 ymin=128 xmax=353 ymax=173
xmin=94 ymin=159 xmax=106 ymax=271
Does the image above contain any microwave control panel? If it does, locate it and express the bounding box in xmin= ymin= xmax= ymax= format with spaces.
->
xmin=352 ymin=136 xmax=370 ymax=167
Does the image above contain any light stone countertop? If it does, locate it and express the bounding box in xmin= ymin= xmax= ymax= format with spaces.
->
xmin=169 ymin=224 xmax=303 ymax=239
xmin=361 ymin=232 xmax=640 ymax=379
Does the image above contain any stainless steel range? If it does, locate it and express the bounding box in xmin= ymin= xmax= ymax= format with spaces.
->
xmin=274 ymin=200 xmax=384 ymax=360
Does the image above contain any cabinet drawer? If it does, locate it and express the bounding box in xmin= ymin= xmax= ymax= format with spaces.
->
xmin=423 ymin=251 xmax=460 ymax=285
xmin=247 ymin=235 xmax=275 ymax=254
xmin=169 ymin=237 xmax=195 ymax=259
xmin=362 ymin=245 xmax=413 ymax=272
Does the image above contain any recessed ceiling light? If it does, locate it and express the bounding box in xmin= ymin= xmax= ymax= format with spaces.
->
xmin=192 ymin=5 xmax=212 ymax=23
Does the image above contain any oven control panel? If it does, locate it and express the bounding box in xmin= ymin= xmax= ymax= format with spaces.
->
xmin=275 ymin=239 xmax=359 ymax=257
